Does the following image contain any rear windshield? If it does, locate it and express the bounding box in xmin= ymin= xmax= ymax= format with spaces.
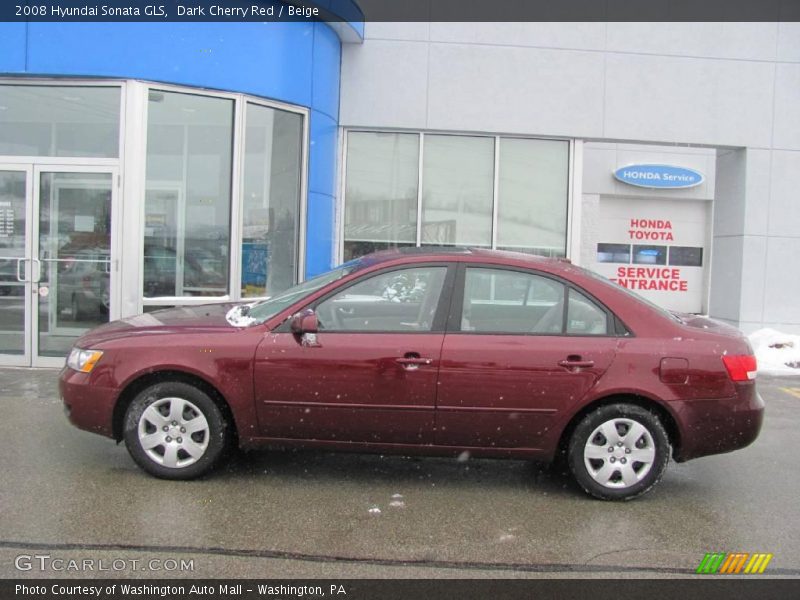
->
xmin=573 ymin=264 xmax=681 ymax=323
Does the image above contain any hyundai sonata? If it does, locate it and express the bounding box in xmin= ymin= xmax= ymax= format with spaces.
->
xmin=60 ymin=248 xmax=763 ymax=500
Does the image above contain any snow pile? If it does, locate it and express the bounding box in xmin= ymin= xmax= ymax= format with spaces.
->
xmin=748 ymin=328 xmax=800 ymax=376
xmin=225 ymin=302 xmax=258 ymax=327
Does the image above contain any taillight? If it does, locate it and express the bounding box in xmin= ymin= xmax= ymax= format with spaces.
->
xmin=722 ymin=355 xmax=757 ymax=382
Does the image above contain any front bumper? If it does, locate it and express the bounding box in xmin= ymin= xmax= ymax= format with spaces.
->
xmin=59 ymin=367 xmax=118 ymax=439
xmin=673 ymin=382 xmax=764 ymax=462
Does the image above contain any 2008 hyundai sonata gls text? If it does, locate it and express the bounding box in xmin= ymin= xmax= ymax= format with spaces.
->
xmin=60 ymin=248 xmax=763 ymax=500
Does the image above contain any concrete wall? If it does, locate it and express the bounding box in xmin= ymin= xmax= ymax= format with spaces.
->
xmin=340 ymin=22 xmax=800 ymax=332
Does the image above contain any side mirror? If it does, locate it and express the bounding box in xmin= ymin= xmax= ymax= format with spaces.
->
xmin=290 ymin=309 xmax=318 ymax=334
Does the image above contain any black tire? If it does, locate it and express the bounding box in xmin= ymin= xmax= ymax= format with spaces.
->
xmin=567 ymin=403 xmax=670 ymax=501
xmin=123 ymin=381 xmax=231 ymax=480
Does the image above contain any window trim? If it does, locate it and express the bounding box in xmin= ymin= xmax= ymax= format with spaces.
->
xmin=449 ymin=263 xmax=626 ymax=338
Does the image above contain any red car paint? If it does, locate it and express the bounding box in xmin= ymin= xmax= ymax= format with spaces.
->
xmin=60 ymin=249 xmax=763 ymax=464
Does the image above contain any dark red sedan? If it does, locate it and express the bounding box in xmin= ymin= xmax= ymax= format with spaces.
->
xmin=60 ymin=248 xmax=763 ymax=500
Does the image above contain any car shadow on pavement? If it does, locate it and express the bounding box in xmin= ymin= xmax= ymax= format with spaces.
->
xmin=213 ymin=446 xmax=580 ymax=498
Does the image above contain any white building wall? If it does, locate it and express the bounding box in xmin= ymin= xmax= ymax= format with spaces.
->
xmin=340 ymin=22 xmax=800 ymax=333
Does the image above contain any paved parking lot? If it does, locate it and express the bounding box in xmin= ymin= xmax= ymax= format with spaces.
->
xmin=1 ymin=368 xmax=798 ymax=578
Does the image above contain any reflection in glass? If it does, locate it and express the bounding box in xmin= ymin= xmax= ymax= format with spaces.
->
xmin=144 ymin=91 xmax=233 ymax=297
xmin=669 ymin=246 xmax=703 ymax=267
xmin=421 ymin=135 xmax=494 ymax=247
xmin=344 ymin=132 xmax=419 ymax=261
xmin=317 ymin=267 xmax=447 ymax=332
xmin=38 ymin=172 xmax=112 ymax=357
xmin=241 ymin=103 xmax=303 ymax=298
xmin=567 ymin=288 xmax=608 ymax=335
xmin=597 ymin=243 xmax=631 ymax=264
xmin=0 ymin=171 xmax=27 ymax=355
xmin=633 ymin=245 xmax=667 ymax=265
xmin=462 ymin=268 xmax=564 ymax=333
xmin=497 ymin=138 xmax=568 ymax=257
xmin=0 ymin=85 xmax=120 ymax=157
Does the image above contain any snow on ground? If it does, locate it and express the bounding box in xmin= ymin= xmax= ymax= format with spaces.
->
xmin=748 ymin=328 xmax=800 ymax=376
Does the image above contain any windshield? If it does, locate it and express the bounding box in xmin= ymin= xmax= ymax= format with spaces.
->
xmin=245 ymin=261 xmax=362 ymax=325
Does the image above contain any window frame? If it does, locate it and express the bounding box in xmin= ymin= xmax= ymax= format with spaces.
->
xmin=448 ymin=263 xmax=626 ymax=338
xmin=137 ymin=82 xmax=310 ymax=310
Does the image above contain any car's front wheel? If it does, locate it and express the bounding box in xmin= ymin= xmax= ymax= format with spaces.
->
xmin=123 ymin=381 xmax=230 ymax=479
xmin=567 ymin=403 xmax=670 ymax=501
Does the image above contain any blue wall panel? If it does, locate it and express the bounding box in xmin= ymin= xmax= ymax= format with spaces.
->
xmin=311 ymin=21 xmax=341 ymax=121
xmin=308 ymin=111 xmax=338 ymax=196
xmin=0 ymin=23 xmax=28 ymax=72
xmin=0 ymin=19 xmax=344 ymax=276
xmin=306 ymin=192 xmax=335 ymax=278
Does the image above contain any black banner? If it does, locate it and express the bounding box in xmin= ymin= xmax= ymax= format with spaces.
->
xmin=2 ymin=0 xmax=800 ymax=23
xmin=4 ymin=579 xmax=800 ymax=600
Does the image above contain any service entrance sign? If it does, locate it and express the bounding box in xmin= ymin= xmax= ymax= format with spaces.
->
xmin=593 ymin=197 xmax=709 ymax=314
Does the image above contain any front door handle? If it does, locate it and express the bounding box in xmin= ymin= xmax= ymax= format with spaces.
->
xmin=558 ymin=357 xmax=595 ymax=369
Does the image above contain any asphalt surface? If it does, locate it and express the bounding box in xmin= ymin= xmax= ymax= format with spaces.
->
xmin=0 ymin=367 xmax=798 ymax=579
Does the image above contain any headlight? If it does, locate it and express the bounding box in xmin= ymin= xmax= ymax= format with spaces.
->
xmin=67 ymin=348 xmax=104 ymax=373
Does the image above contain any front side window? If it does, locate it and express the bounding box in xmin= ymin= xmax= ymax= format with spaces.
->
xmin=317 ymin=266 xmax=447 ymax=332
xmin=461 ymin=268 xmax=565 ymax=334
xmin=567 ymin=288 xmax=609 ymax=335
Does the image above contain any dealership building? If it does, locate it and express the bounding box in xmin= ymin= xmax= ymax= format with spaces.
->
xmin=0 ymin=6 xmax=799 ymax=366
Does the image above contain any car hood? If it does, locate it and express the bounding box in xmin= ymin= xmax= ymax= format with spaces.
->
xmin=75 ymin=303 xmax=245 ymax=347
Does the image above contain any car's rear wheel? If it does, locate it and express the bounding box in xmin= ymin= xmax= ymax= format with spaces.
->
xmin=123 ymin=381 xmax=230 ymax=479
xmin=567 ymin=403 xmax=669 ymax=501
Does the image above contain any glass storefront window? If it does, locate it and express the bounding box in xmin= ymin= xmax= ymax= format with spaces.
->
xmin=143 ymin=91 xmax=234 ymax=298
xmin=0 ymin=85 xmax=120 ymax=157
xmin=496 ymin=138 xmax=568 ymax=257
xmin=421 ymin=135 xmax=494 ymax=247
xmin=343 ymin=132 xmax=419 ymax=261
xmin=343 ymin=132 xmax=570 ymax=261
xmin=241 ymin=103 xmax=303 ymax=298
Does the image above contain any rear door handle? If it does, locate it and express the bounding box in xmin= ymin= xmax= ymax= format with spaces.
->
xmin=396 ymin=355 xmax=433 ymax=370
xmin=558 ymin=359 xmax=595 ymax=369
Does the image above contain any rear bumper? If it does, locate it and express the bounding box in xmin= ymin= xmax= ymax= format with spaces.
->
xmin=59 ymin=367 xmax=117 ymax=439
xmin=674 ymin=382 xmax=764 ymax=462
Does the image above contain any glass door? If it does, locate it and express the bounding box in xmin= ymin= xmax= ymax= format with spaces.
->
xmin=32 ymin=168 xmax=117 ymax=367
xmin=0 ymin=166 xmax=117 ymax=367
xmin=0 ymin=166 xmax=32 ymax=365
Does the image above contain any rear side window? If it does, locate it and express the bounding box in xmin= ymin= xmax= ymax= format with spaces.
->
xmin=461 ymin=268 xmax=565 ymax=334
xmin=567 ymin=288 xmax=609 ymax=335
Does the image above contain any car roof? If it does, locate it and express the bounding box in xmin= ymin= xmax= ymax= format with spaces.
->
xmin=358 ymin=246 xmax=569 ymax=270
